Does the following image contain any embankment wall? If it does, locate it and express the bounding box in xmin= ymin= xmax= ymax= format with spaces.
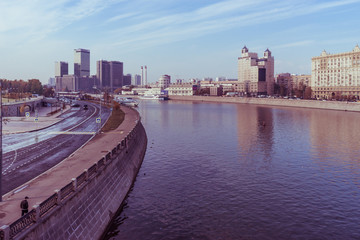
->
xmin=1 ymin=109 xmax=147 ymax=240
xmin=169 ymin=95 xmax=360 ymax=112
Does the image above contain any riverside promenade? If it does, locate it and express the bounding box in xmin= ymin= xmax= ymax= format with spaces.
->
xmin=169 ymin=95 xmax=360 ymax=112
xmin=0 ymin=106 xmax=140 ymax=232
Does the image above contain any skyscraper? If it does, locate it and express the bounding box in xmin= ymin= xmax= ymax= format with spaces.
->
xmin=55 ymin=61 xmax=68 ymax=77
xmin=74 ymin=48 xmax=90 ymax=77
xmin=96 ymin=60 xmax=123 ymax=91
xmin=123 ymin=74 xmax=131 ymax=86
xmin=133 ymin=74 xmax=141 ymax=85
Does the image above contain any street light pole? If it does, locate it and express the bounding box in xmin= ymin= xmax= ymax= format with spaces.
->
xmin=93 ymin=86 xmax=101 ymax=132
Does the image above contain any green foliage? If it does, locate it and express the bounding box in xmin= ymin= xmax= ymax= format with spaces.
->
xmin=304 ymin=87 xmax=312 ymax=99
xmin=43 ymin=86 xmax=55 ymax=97
xmin=0 ymin=78 xmax=44 ymax=95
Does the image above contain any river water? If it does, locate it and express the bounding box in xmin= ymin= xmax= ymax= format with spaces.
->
xmin=103 ymin=100 xmax=360 ymax=240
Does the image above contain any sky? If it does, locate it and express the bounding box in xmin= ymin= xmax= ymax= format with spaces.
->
xmin=1 ymin=0 xmax=360 ymax=84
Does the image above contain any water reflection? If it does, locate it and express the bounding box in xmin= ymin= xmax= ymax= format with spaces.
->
xmin=104 ymin=101 xmax=360 ymax=240
xmin=309 ymin=110 xmax=360 ymax=187
xmin=236 ymin=105 xmax=274 ymax=168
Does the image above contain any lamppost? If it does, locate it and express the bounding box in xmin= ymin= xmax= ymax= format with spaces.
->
xmin=93 ymin=86 xmax=101 ymax=132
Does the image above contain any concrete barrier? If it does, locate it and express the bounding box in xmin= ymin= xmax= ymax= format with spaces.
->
xmin=169 ymin=95 xmax=360 ymax=112
xmin=0 ymin=108 xmax=147 ymax=240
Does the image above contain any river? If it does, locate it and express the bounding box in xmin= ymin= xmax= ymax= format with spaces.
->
xmin=103 ymin=100 xmax=360 ymax=240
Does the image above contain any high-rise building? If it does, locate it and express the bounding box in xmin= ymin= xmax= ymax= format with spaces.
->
xmin=48 ymin=77 xmax=55 ymax=86
xmin=237 ymin=46 xmax=274 ymax=96
xmin=74 ymin=48 xmax=90 ymax=77
xmin=55 ymin=61 xmax=68 ymax=77
xmin=311 ymin=45 xmax=360 ymax=99
xmin=96 ymin=60 xmax=123 ymax=91
xmin=123 ymin=74 xmax=131 ymax=86
xmin=132 ymin=74 xmax=141 ymax=85
xmin=159 ymin=75 xmax=171 ymax=88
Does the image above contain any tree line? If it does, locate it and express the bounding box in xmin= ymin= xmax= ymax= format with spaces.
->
xmin=0 ymin=79 xmax=55 ymax=97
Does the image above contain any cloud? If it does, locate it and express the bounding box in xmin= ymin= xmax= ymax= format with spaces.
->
xmin=273 ymin=40 xmax=314 ymax=49
xmin=106 ymin=0 xmax=360 ymax=51
xmin=0 ymin=0 xmax=118 ymax=44
xmin=105 ymin=12 xmax=138 ymax=23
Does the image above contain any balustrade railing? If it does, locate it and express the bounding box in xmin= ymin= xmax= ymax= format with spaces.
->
xmin=76 ymin=171 xmax=87 ymax=187
xmin=39 ymin=193 xmax=58 ymax=217
xmin=9 ymin=209 xmax=36 ymax=238
xmin=88 ymin=163 xmax=97 ymax=178
xmin=60 ymin=182 xmax=74 ymax=201
xmin=98 ymin=158 xmax=105 ymax=169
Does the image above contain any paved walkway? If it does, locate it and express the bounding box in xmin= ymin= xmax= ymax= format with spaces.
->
xmin=2 ymin=106 xmax=70 ymax=135
xmin=0 ymin=106 xmax=139 ymax=226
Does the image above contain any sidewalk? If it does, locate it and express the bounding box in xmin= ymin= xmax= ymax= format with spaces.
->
xmin=0 ymin=106 xmax=138 ymax=226
xmin=2 ymin=106 xmax=70 ymax=135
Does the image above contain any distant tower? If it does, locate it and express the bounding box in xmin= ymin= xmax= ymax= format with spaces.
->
xmin=145 ymin=65 xmax=147 ymax=86
xmin=74 ymin=48 xmax=90 ymax=77
xmin=141 ymin=66 xmax=144 ymax=86
xmin=55 ymin=61 xmax=68 ymax=77
xmin=241 ymin=45 xmax=249 ymax=55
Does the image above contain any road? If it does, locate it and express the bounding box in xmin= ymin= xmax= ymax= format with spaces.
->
xmin=2 ymin=101 xmax=111 ymax=194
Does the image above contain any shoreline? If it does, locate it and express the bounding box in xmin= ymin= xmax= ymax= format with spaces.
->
xmin=168 ymin=95 xmax=360 ymax=112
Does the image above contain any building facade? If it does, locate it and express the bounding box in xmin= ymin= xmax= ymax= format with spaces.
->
xmin=237 ymin=46 xmax=275 ymax=96
xmin=96 ymin=60 xmax=123 ymax=91
xmin=311 ymin=45 xmax=360 ymax=99
xmin=292 ymin=74 xmax=311 ymax=89
xmin=74 ymin=48 xmax=90 ymax=77
xmin=123 ymin=74 xmax=131 ymax=86
xmin=55 ymin=61 xmax=68 ymax=77
xmin=48 ymin=77 xmax=55 ymax=86
xmin=132 ymin=74 xmax=141 ymax=86
xmin=56 ymin=75 xmax=96 ymax=92
xmin=166 ymin=83 xmax=197 ymax=96
xmin=159 ymin=75 xmax=171 ymax=88
xmin=210 ymin=86 xmax=223 ymax=96
xmin=56 ymin=75 xmax=78 ymax=92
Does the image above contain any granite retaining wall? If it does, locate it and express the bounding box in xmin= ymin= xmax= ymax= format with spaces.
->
xmin=169 ymin=95 xmax=360 ymax=112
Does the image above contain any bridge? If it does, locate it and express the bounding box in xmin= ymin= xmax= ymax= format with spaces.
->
xmin=2 ymin=97 xmax=43 ymax=117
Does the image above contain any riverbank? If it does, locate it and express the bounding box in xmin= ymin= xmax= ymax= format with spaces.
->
xmin=169 ymin=95 xmax=360 ymax=112
xmin=0 ymin=106 xmax=147 ymax=240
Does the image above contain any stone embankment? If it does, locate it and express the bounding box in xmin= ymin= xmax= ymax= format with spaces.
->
xmin=169 ymin=95 xmax=360 ymax=112
xmin=0 ymin=106 xmax=147 ymax=240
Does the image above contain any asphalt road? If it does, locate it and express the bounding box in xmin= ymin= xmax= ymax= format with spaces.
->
xmin=2 ymin=101 xmax=111 ymax=194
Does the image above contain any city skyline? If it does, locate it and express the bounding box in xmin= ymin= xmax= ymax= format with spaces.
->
xmin=1 ymin=0 xmax=360 ymax=84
